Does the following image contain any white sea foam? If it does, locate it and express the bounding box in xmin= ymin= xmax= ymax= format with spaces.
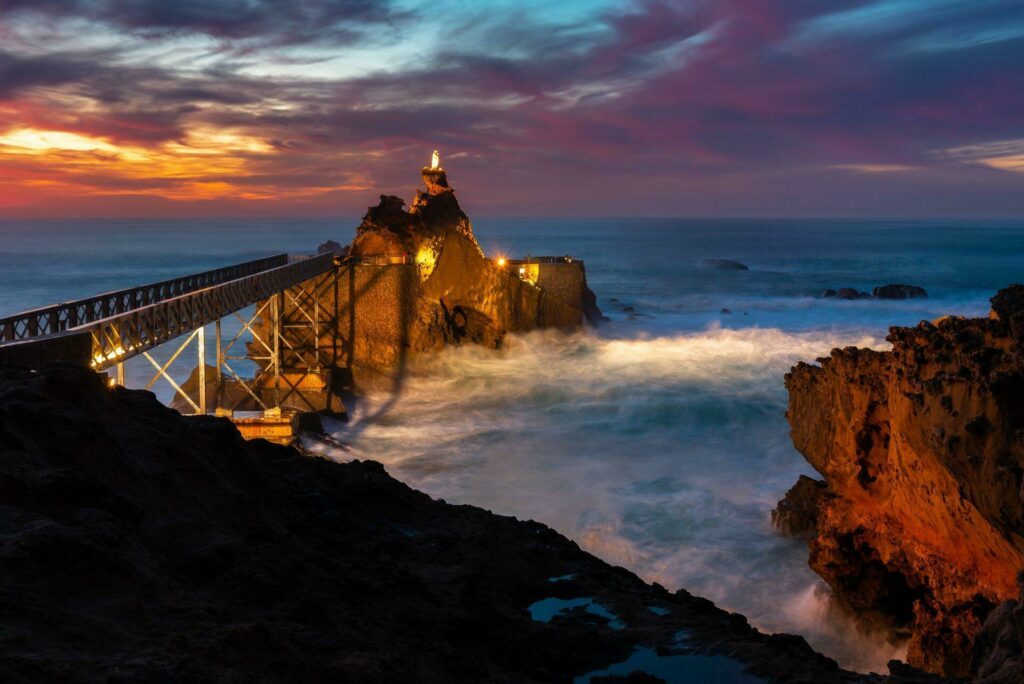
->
xmin=324 ymin=325 xmax=908 ymax=673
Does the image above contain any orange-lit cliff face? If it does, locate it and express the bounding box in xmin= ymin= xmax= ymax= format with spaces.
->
xmin=782 ymin=287 xmax=1024 ymax=678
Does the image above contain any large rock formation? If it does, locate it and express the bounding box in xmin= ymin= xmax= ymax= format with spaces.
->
xmin=0 ymin=363 xmax=944 ymax=682
xmin=255 ymin=161 xmax=604 ymax=388
xmin=779 ymin=285 xmax=1024 ymax=677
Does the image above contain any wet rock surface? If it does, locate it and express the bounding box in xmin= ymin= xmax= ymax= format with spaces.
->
xmin=784 ymin=285 xmax=1024 ymax=678
xmin=0 ymin=364 xmax=944 ymax=683
xmin=772 ymin=475 xmax=833 ymax=538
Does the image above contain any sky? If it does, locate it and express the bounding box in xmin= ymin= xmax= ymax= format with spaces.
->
xmin=1 ymin=0 xmax=1023 ymax=218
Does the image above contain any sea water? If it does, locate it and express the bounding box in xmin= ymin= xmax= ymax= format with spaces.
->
xmin=3 ymin=217 xmax=1023 ymax=672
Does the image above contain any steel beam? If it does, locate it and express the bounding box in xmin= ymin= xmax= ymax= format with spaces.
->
xmin=0 ymin=254 xmax=289 ymax=344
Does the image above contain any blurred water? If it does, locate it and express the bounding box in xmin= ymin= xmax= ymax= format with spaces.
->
xmin=3 ymin=217 xmax=1023 ymax=672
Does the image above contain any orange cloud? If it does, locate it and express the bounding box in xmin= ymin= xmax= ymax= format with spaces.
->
xmin=0 ymin=125 xmax=370 ymax=207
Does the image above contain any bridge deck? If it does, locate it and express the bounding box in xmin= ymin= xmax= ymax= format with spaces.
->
xmin=0 ymin=253 xmax=335 ymax=370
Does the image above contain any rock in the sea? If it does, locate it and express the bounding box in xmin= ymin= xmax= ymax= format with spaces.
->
xmin=872 ymin=284 xmax=928 ymax=300
xmin=721 ymin=308 xmax=732 ymax=315
xmin=251 ymin=164 xmax=605 ymax=387
xmin=834 ymin=288 xmax=871 ymax=300
xmin=702 ymin=259 xmax=749 ymax=271
xmin=771 ymin=475 xmax=833 ymax=538
xmin=783 ymin=285 xmax=1024 ymax=677
xmin=0 ymin=363 xmax=935 ymax=683
xmin=318 ymin=239 xmax=348 ymax=256
xmin=822 ymin=289 xmax=837 ymax=298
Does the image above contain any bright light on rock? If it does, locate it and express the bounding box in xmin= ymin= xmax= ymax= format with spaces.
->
xmin=415 ymin=245 xmax=438 ymax=279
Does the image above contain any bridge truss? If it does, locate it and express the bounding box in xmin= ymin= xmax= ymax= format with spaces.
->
xmin=0 ymin=253 xmax=336 ymax=416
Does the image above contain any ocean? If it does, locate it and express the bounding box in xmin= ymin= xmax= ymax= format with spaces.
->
xmin=3 ymin=217 xmax=1023 ymax=672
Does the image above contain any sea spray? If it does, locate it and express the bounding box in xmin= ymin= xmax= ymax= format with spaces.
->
xmin=326 ymin=325 xmax=904 ymax=672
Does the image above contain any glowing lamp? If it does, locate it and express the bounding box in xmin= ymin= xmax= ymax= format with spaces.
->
xmin=497 ymin=257 xmax=507 ymax=267
xmin=430 ymin=149 xmax=440 ymax=169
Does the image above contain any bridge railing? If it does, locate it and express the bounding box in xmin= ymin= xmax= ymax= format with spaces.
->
xmin=0 ymin=254 xmax=288 ymax=344
xmin=87 ymin=253 xmax=335 ymax=370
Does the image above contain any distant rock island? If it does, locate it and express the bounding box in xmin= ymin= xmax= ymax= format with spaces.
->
xmin=822 ymin=284 xmax=928 ymax=300
xmin=702 ymin=258 xmax=750 ymax=271
xmin=778 ymin=285 xmax=1024 ymax=679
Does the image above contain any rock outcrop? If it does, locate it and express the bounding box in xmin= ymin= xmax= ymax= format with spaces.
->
xmin=780 ymin=285 xmax=1024 ymax=677
xmin=702 ymin=259 xmax=749 ymax=271
xmin=971 ymin=572 xmax=1024 ymax=683
xmin=0 ymin=363 xmax=941 ymax=683
xmin=821 ymin=285 xmax=927 ymax=300
xmin=255 ymin=162 xmax=604 ymax=387
xmin=772 ymin=475 xmax=834 ymax=538
xmin=823 ymin=288 xmax=872 ymax=300
xmin=873 ymin=285 xmax=928 ymax=300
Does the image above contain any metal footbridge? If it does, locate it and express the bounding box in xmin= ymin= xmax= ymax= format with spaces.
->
xmin=0 ymin=252 xmax=335 ymax=419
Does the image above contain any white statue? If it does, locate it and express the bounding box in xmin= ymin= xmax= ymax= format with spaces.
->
xmin=431 ymin=149 xmax=440 ymax=169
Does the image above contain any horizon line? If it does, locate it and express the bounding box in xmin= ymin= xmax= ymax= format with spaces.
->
xmin=3 ymin=214 xmax=1024 ymax=223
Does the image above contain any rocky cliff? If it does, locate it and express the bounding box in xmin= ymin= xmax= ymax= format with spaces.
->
xmin=0 ymin=363 xmax=943 ymax=683
xmin=779 ymin=286 xmax=1024 ymax=678
xmin=252 ymin=163 xmax=604 ymax=388
xmin=349 ymin=164 xmax=605 ymax=351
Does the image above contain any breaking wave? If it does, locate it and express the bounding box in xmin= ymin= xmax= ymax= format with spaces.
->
xmin=323 ymin=325 xmax=906 ymax=673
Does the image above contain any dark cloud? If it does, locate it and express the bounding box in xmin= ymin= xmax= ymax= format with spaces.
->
xmin=1 ymin=0 xmax=405 ymax=46
xmin=0 ymin=50 xmax=92 ymax=98
xmin=2 ymin=0 xmax=1024 ymax=216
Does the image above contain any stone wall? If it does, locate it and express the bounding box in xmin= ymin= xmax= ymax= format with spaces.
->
xmin=535 ymin=263 xmax=586 ymax=320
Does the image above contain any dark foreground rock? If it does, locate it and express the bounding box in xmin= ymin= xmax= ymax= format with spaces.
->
xmin=783 ymin=285 xmax=1024 ymax=678
xmin=0 ymin=364 xmax=941 ymax=683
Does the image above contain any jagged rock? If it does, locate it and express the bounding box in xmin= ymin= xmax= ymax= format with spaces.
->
xmin=721 ymin=308 xmax=733 ymax=315
xmin=0 ymin=363 xmax=937 ymax=683
xmin=771 ymin=475 xmax=832 ymax=538
xmin=971 ymin=572 xmax=1024 ymax=683
xmin=583 ymin=281 xmax=610 ymax=325
xmin=702 ymin=259 xmax=749 ymax=271
xmin=990 ymin=284 xmax=1024 ymax=342
xmin=318 ymin=239 xmax=348 ymax=257
xmin=822 ymin=289 xmax=838 ymax=298
xmin=783 ymin=285 xmax=1024 ymax=677
xmin=873 ymin=284 xmax=928 ymax=300
xmin=252 ymin=164 xmax=603 ymax=386
xmin=835 ymin=288 xmax=871 ymax=300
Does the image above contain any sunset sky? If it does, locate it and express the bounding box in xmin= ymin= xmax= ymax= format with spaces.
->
xmin=1 ymin=0 xmax=1023 ymax=218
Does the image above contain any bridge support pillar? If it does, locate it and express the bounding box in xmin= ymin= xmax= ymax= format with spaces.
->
xmin=197 ymin=325 xmax=207 ymax=415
